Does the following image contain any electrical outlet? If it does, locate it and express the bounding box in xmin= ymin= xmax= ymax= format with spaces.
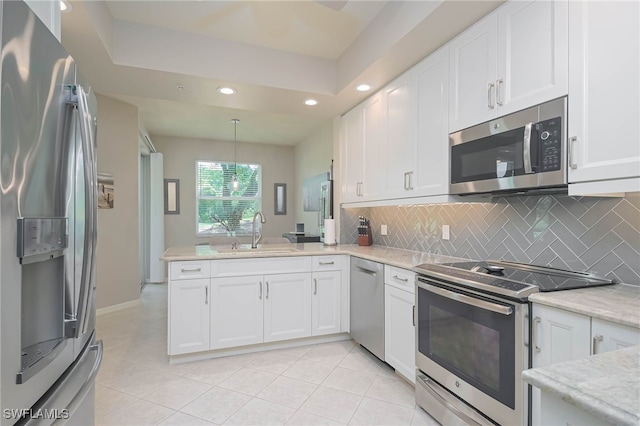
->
xmin=381 ymin=224 xmax=388 ymax=236
xmin=442 ymin=224 xmax=450 ymax=240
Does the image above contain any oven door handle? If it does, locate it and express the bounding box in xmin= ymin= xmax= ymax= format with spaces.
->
xmin=420 ymin=283 xmax=513 ymax=316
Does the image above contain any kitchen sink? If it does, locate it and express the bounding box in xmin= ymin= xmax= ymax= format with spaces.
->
xmin=214 ymin=246 xmax=298 ymax=255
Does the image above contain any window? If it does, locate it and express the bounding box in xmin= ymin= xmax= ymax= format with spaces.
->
xmin=196 ymin=161 xmax=261 ymax=236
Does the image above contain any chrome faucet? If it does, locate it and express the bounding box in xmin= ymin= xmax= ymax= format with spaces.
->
xmin=251 ymin=211 xmax=267 ymax=248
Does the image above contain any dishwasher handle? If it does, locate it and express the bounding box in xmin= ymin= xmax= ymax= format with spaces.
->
xmin=355 ymin=266 xmax=379 ymax=276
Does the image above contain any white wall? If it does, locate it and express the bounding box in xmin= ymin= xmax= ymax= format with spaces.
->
xmin=153 ymin=135 xmax=296 ymax=248
xmin=95 ymin=95 xmax=141 ymax=309
xmin=293 ymin=122 xmax=335 ymax=236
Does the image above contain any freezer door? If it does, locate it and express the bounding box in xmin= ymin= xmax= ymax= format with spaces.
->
xmin=22 ymin=333 xmax=103 ymax=426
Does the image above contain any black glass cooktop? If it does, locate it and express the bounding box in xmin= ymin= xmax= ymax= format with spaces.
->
xmin=414 ymin=260 xmax=617 ymax=301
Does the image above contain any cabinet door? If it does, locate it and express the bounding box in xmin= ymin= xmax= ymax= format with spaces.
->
xmin=210 ymin=275 xmax=264 ymax=349
xmin=591 ymin=318 xmax=640 ymax=355
xmin=568 ymin=1 xmax=640 ymax=184
xmin=449 ymin=13 xmax=498 ymax=132
xmin=497 ymin=0 xmax=568 ymax=115
xmin=263 ymin=273 xmax=312 ymax=342
xmin=384 ymin=72 xmax=416 ymax=199
xmin=414 ymin=45 xmax=449 ymax=197
xmin=312 ymin=271 xmax=341 ymax=336
xmin=169 ymin=279 xmax=210 ymax=355
xmin=384 ymin=285 xmax=415 ymax=383
xmin=341 ymin=106 xmax=364 ymax=203
xmin=361 ymin=92 xmax=387 ymax=200
xmin=531 ymin=304 xmax=590 ymax=426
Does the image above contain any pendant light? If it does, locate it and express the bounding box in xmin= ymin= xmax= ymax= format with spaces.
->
xmin=231 ymin=118 xmax=240 ymax=191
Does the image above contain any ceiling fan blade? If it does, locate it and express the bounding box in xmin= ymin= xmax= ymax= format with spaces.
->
xmin=314 ymin=0 xmax=348 ymax=12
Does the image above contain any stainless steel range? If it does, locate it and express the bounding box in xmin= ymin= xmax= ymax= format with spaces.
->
xmin=413 ymin=260 xmax=616 ymax=426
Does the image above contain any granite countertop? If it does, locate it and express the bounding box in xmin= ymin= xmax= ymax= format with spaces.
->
xmin=160 ymin=243 xmax=466 ymax=270
xmin=522 ymin=345 xmax=640 ymax=425
xmin=529 ymin=284 xmax=640 ymax=329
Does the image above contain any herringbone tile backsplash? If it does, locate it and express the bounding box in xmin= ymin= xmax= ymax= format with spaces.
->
xmin=341 ymin=194 xmax=640 ymax=285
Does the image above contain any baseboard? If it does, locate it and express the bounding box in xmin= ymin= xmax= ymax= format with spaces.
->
xmin=96 ymin=298 xmax=142 ymax=316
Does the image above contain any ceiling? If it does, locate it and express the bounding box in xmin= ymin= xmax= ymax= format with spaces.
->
xmin=60 ymin=0 xmax=502 ymax=146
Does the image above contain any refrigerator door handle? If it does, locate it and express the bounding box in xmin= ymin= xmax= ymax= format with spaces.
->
xmin=74 ymin=85 xmax=98 ymax=336
xmin=63 ymin=340 xmax=103 ymax=421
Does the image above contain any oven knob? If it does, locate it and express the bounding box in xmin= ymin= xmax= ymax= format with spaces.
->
xmin=455 ymin=381 xmax=460 ymax=388
xmin=541 ymin=131 xmax=550 ymax=140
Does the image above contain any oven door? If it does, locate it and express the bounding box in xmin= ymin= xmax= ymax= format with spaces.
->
xmin=415 ymin=276 xmax=528 ymax=426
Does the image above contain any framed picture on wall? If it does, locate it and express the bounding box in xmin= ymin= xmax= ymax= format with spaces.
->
xmin=274 ymin=183 xmax=286 ymax=215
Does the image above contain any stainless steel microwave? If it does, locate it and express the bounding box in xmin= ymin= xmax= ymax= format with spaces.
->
xmin=449 ymin=97 xmax=567 ymax=195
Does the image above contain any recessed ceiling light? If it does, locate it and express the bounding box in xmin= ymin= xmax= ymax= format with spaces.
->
xmin=356 ymin=84 xmax=373 ymax=92
xmin=218 ymin=87 xmax=235 ymax=95
xmin=304 ymin=99 xmax=318 ymax=106
xmin=60 ymin=0 xmax=73 ymax=12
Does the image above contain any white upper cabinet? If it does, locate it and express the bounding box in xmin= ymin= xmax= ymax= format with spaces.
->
xmin=567 ymin=0 xmax=640 ymax=194
xmin=361 ymin=92 xmax=387 ymax=200
xmin=384 ymin=72 xmax=416 ymax=199
xmin=449 ymin=0 xmax=568 ymax=132
xmin=414 ymin=45 xmax=450 ymax=197
xmin=341 ymin=106 xmax=364 ymax=203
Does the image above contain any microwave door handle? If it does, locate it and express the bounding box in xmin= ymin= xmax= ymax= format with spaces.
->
xmin=523 ymin=122 xmax=533 ymax=174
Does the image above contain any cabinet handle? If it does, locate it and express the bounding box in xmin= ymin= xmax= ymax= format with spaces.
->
xmin=413 ymin=305 xmax=416 ymax=327
xmin=259 ymin=282 xmax=263 ymax=300
xmin=319 ymin=261 xmax=335 ymax=265
xmin=409 ymin=172 xmax=414 ymax=190
xmin=496 ymin=79 xmax=504 ymax=106
xmin=533 ymin=317 xmax=542 ymax=352
xmin=569 ymin=136 xmax=578 ymax=169
xmin=181 ymin=267 xmax=201 ymax=273
xmin=487 ymin=82 xmax=495 ymax=109
xmin=205 ymin=287 xmax=208 ymax=305
xmin=313 ymin=278 xmax=318 ymax=295
xmin=404 ymin=172 xmax=409 ymax=190
xmin=266 ymin=281 xmax=269 ymax=299
xmin=592 ymin=334 xmax=604 ymax=355
xmin=393 ymin=275 xmax=409 ymax=282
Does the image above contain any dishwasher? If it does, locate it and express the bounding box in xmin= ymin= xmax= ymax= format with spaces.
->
xmin=350 ymin=257 xmax=385 ymax=361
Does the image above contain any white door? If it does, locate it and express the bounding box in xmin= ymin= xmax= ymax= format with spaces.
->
xmin=341 ymin=106 xmax=364 ymax=202
xmin=210 ymin=275 xmax=264 ymax=349
xmin=312 ymin=271 xmax=341 ymax=336
xmin=384 ymin=285 xmax=415 ymax=383
xmin=496 ymin=0 xmax=568 ymax=115
xmin=414 ymin=45 xmax=450 ymax=197
xmin=449 ymin=13 xmax=498 ymax=132
xmin=568 ymin=1 xmax=640 ymax=184
xmin=591 ymin=318 xmax=640 ymax=355
xmin=263 ymin=273 xmax=312 ymax=342
xmin=531 ymin=304 xmax=590 ymax=426
xmin=384 ymin=72 xmax=416 ymax=199
xmin=169 ymin=279 xmax=210 ymax=355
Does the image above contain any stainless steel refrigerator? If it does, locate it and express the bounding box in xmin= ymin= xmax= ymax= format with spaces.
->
xmin=0 ymin=1 xmax=102 ymax=424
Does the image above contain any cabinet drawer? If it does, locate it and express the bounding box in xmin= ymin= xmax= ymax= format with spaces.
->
xmin=312 ymin=255 xmax=343 ymax=271
xmin=384 ymin=265 xmax=415 ymax=294
xmin=170 ymin=260 xmax=211 ymax=280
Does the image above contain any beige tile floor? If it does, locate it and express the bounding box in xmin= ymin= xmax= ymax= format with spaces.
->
xmin=95 ymin=283 xmax=440 ymax=425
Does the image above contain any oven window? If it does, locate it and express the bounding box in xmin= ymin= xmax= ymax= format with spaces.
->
xmin=418 ymin=285 xmax=516 ymax=408
xmin=451 ymin=127 xmax=526 ymax=184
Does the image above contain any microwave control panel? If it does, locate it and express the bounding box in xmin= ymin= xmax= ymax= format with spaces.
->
xmin=536 ymin=117 xmax=562 ymax=172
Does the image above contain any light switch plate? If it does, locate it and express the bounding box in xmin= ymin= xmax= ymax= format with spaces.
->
xmin=442 ymin=224 xmax=450 ymax=240
xmin=381 ymin=224 xmax=388 ymax=236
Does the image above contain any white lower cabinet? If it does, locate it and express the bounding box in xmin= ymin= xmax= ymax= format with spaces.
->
xmin=210 ymin=273 xmax=312 ymax=349
xmin=168 ymin=278 xmax=210 ymax=355
xmin=311 ymin=270 xmax=341 ymax=336
xmin=531 ymin=304 xmax=640 ymax=425
xmin=384 ymin=266 xmax=416 ymax=383
xmin=264 ymin=273 xmax=312 ymax=342
xmin=210 ymin=275 xmax=264 ymax=349
xmin=168 ymin=256 xmax=346 ymax=355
